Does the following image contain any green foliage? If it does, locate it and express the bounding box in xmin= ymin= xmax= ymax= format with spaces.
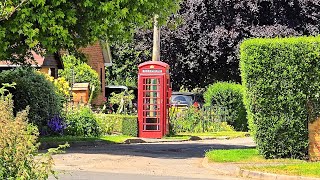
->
xmin=122 ymin=116 xmax=138 ymax=137
xmin=95 ymin=114 xmax=137 ymax=137
xmin=169 ymin=106 xmax=234 ymax=134
xmin=109 ymin=90 xmax=135 ymax=114
xmin=204 ymin=82 xmax=248 ymax=131
xmin=106 ymin=42 xmax=144 ymax=87
xmin=59 ymin=55 xmax=101 ymax=99
xmin=0 ymin=84 xmax=64 ymax=179
xmin=95 ymin=114 xmax=123 ymax=135
xmin=0 ymin=0 xmax=29 ymax=21
xmin=0 ymin=0 xmax=181 ymax=63
xmin=0 ymin=68 xmax=62 ymax=129
xmin=65 ymin=107 xmax=101 ymax=137
xmin=239 ymin=36 xmax=320 ymax=159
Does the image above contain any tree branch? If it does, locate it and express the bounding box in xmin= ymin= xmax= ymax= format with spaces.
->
xmin=0 ymin=0 xmax=29 ymax=22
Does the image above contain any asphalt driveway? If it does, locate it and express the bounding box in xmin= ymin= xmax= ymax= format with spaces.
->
xmin=52 ymin=137 xmax=255 ymax=180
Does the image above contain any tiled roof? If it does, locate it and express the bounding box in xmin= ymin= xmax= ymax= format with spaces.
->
xmin=0 ymin=51 xmax=63 ymax=69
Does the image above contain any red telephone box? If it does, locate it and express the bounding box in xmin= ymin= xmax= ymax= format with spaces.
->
xmin=138 ymin=61 xmax=171 ymax=138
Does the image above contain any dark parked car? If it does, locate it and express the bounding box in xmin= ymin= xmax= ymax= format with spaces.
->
xmin=170 ymin=92 xmax=204 ymax=108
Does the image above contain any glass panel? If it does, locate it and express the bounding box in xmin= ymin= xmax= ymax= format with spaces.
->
xmin=146 ymin=117 xmax=158 ymax=123
xmin=145 ymin=125 xmax=159 ymax=130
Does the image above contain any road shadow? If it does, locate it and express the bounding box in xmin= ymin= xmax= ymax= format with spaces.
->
xmin=50 ymin=139 xmax=256 ymax=159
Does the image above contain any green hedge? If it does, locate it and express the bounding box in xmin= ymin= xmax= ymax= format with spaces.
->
xmin=0 ymin=68 xmax=62 ymax=129
xmin=95 ymin=114 xmax=137 ymax=136
xmin=204 ymin=82 xmax=248 ymax=131
xmin=122 ymin=116 xmax=138 ymax=137
xmin=239 ymin=36 xmax=320 ymax=159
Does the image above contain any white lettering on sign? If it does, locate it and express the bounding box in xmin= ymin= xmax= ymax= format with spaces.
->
xmin=142 ymin=69 xmax=162 ymax=73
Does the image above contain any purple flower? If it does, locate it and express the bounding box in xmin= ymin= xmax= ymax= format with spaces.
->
xmin=47 ymin=115 xmax=66 ymax=135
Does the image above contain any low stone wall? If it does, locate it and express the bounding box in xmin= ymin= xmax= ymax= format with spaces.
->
xmin=309 ymin=118 xmax=320 ymax=161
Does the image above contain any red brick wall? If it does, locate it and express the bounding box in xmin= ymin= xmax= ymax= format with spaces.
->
xmin=80 ymin=42 xmax=105 ymax=106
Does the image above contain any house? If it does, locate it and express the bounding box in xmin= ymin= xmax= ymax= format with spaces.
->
xmin=0 ymin=41 xmax=112 ymax=106
xmin=0 ymin=52 xmax=63 ymax=79
xmin=79 ymin=41 xmax=112 ymax=106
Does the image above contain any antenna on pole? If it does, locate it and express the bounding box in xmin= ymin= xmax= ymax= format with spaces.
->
xmin=152 ymin=14 xmax=160 ymax=61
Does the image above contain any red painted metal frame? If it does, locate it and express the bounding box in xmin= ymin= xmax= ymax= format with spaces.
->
xmin=138 ymin=61 xmax=170 ymax=138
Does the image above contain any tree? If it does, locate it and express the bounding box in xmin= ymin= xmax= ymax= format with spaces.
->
xmin=0 ymin=0 xmax=181 ymax=64
xmin=111 ymin=0 xmax=320 ymax=90
xmin=0 ymin=0 xmax=29 ymax=21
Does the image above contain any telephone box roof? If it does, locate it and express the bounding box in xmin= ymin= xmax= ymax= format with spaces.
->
xmin=138 ymin=61 xmax=169 ymax=68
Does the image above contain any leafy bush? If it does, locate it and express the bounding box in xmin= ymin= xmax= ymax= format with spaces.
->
xmin=59 ymin=55 xmax=101 ymax=99
xmin=44 ymin=73 xmax=70 ymax=102
xmin=0 ymin=68 xmax=62 ymax=129
xmin=169 ymin=106 xmax=234 ymax=134
xmin=95 ymin=114 xmax=137 ymax=136
xmin=0 ymin=84 xmax=57 ymax=179
xmin=65 ymin=107 xmax=101 ymax=137
xmin=204 ymin=82 xmax=248 ymax=131
xmin=239 ymin=36 xmax=320 ymax=159
xmin=109 ymin=90 xmax=136 ymax=114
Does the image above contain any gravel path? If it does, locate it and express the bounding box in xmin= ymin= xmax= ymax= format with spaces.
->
xmin=53 ymin=137 xmax=255 ymax=179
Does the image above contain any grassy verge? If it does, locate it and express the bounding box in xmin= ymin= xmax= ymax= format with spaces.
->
xmin=40 ymin=135 xmax=133 ymax=144
xmin=244 ymin=162 xmax=320 ymax=178
xmin=165 ymin=131 xmax=249 ymax=140
xmin=205 ymin=148 xmax=302 ymax=163
xmin=206 ymin=148 xmax=262 ymax=163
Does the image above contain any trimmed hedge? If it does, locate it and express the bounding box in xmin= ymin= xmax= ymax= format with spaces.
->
xmin=122 ymin=116 xmax=138 ymax=137
xmin=95 ymin=114 xmax=137 ymax=136
xmin=240 ymin=36 xmax=320 ymax=159
xmin=204 ymin=82 xmax=248 ymax=131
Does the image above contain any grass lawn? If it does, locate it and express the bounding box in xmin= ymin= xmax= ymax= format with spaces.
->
xmin=206 ymin=148 xmax=262 ymax=163
xmin=40 ymin=135 xmax=133 ymax=144
xmin=166 ymin=131 xmax=249 ymax=140
xmin=205 ymin=148 xmax=302 ymax=164
xmin=244 ymin=162 xmax=320 ymax=178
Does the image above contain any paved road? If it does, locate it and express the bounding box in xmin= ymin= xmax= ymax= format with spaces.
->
xmin=52 ymin=137 xmax=255 ymax=180
xmin=50 ymin=171 xmax=242 ymax=180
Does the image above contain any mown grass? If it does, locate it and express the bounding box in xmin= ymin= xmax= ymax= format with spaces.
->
xmin=206 ymin=148 xmax=262 ymax=163
xmin=205 ymin=148 xmax=302 ymax=164
xmin=245 ymin=162 xmax=320 ymax=178
xmin=207 ymin=149 xmax=320 ymax=178
xmin=40 ymin=135 xmax=133 ymax=144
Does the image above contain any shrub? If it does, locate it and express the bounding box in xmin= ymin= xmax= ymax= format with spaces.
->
xmin=65 ymin=107 xmax=101 ymax=137
xmin=169 ymin=106 xmax=234 ymax=134
xmin=95 ymin=114 xmax=138 ymax=136
xmin=204 ymin=82 xmax=248 ymax=131
xmin=239 ymin=36 xmax=320 ymax=159
xmin=0 ymin=68 xmax=62 ymax=130
xmin=44 ymin=73 xmax=70 ymax=102
xmin=59 ymin=55 xmax=101 ymax=99
xmin=0 ymin=84 xmax=56 ymax=179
